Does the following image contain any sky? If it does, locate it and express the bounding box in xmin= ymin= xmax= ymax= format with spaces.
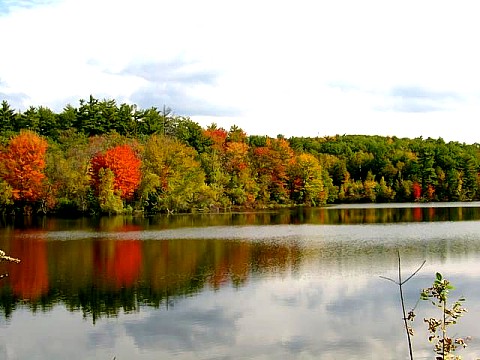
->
xmin=1 ymin=0 xmax=480 ymax=143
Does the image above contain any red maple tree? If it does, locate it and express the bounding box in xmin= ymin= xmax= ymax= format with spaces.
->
xmin=412 ymin=181 xmax=422 ymax=200
xmin=90 ymin=144 xmax=141 ymax=200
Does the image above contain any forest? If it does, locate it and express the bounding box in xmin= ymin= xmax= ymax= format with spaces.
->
xmin=0 ymin=96 xmax=479 ymax=215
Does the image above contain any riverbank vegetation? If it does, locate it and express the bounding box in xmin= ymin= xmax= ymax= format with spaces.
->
xmin=1 ymin=97 xmax=479 ymax=215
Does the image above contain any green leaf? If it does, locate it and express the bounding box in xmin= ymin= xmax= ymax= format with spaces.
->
xmin=436 ymin=272 xmax=442 ymax=281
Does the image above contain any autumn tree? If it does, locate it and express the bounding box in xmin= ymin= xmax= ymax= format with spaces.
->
xmin=223 ymin=140 xmax=257 ymax=206
xmin=199 ymin=124 xmax=258 ymax=208
xmin=412 ymin=181 xmax=422 ymax=201
xmin=0 ymin=131 xmax=48 ymax=211
xmin=363 ymin=171 xmax=377 ymax=202
xmin=338 ymin=172 xmax=364 ymax=203
xmin=250 ymin=137 xmax=294 ymax=205
xmin=201 ymin=125 xmax=230 ymax=207
xmin=288 ymin=153 xmax=326 ymax=206
xmin=90 ymin=144 xmax=142 ymax=204
xmin=227 ymin=125 xmax=247 ymax=143
xmin=45 ymin=130 xmax=91 ymax=213
xmin=96 ymin=168 xmax=124 ymax=214
xmin=141 ymin=135 xmax=208 ymax=212
xmin=251 ymin=146 xmax=275 ymax=205
xmin=375 ymin=176 xmax=396 ymax=202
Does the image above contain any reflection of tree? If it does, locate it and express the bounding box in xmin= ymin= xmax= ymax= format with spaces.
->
xmin=94 ymin=240 xmax=142 ymax=289
xmin=9 ymin=235 xmax=49 ymax=301
xmin=2 ymin=209 xmax=480 ymax=323
xmin=110 ymin=241 xmax=142 ymax=288
xmin=251 ymin=242 xmax=302 ymax=273
xmin=226 ymin=242 xmax=250 ymax=286
xmin=412 ymin=207 xmax=422 ymax=222
xmin=0 ymin=234 xmax=303 ymax=322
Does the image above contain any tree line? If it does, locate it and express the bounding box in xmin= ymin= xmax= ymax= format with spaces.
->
xmin=0 ymin=97 xmax=479 ymax=215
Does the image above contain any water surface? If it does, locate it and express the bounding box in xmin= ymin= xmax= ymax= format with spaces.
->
xmin=1 ymin=203 xmax=480 ymax=359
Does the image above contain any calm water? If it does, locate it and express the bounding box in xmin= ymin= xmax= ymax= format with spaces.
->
xmin=1 ymin=203 xmax=480 ymax=359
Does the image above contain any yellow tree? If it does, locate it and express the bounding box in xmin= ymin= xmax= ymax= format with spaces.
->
xmin=288 ymin=153 xmax=326 ymax=206
xmin=141 ymin=135 xmax=208 ymax=212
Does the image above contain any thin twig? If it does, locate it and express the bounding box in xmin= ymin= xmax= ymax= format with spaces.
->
xmin=380 ymin=251 xmax=426 ymax=360
xmin=398 ymin=252 xmax=414 ymax=360
xmin=402 ymin=260 xmax=426 ymax=285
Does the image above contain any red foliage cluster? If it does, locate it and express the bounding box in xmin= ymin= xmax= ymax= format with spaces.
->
xmin=253 ymin=139 xmax=291 ymax=196
xmin=412 ymin=182 xmax=422 ymax=200
xmin=90 ymin=144 xmax=141 ymax=200
xmin=0 ymin=131 xmax=48 ymax=202
xmin=204 ymin=128 xmax=227 ymax=151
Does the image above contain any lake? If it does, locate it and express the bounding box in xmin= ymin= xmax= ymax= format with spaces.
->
xmin=1 ymin=203 xmax=480 ymax=359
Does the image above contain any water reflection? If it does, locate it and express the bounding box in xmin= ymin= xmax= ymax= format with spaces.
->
xmin=3 ymin=202 xmax=480 ymax=232
xmin=0 ymin=236 xmax=305 ymax=321
xmin=1 ymin=205 xmax=480 ymax=359
xmin=9 ymin=233 xmax=48 ymax=301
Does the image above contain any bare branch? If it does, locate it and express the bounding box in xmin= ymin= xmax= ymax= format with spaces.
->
xmin=401 ymin=260 xmax=426 ymax=285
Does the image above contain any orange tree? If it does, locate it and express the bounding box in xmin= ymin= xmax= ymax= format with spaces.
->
xmin=0 ymin=130 xmax=48 ymax=212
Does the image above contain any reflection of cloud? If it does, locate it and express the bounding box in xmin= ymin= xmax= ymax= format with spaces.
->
xmin=110 ymin=273 xmax=444 ymax=359
xmin=124 ymin=305 xmax=238 ymax=353
xmin=88 ymin=321 xmax=118 ymax=349
xmin=1 ymin=262 xmax=480 ymax=359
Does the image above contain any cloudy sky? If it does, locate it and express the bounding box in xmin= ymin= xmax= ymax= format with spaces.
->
xmin=1 ymin=0 xmax=480 ymax=143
